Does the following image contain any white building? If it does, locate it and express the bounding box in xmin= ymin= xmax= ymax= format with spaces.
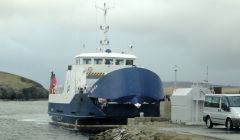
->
xmin=171 ymin=84 xmax=213 ymax=124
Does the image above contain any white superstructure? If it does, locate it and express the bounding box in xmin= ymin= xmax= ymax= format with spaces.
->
xmin=49 ymin=52 xmax=136 ymax=103
xmin=75 ymin=52 xmax=136 ymax=74
xmin=49 ymin=2 xmax=137 ymax=104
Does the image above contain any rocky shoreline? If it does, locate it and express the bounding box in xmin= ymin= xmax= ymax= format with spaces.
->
xmin=89 ymin=121 xmax=219 ymax=140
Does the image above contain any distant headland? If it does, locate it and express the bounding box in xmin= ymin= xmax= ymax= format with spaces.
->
xmin=0 ymin=71 xmax=48 ymax=100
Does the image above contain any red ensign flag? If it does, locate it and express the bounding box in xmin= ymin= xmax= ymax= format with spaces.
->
xmin=49 ymin=72 xmax=57 ymax=94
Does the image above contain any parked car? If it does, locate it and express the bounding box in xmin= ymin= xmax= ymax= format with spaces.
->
xmin=203 ymin=94 xmax=240 ymax=130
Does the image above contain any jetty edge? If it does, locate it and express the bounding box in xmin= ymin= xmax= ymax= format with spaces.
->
xmin=89 ymin=117 xmax=220 ymax=140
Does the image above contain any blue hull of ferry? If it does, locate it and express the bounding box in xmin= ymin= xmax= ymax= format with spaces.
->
xmin=48 ymin=67 xmax=164 ymax=125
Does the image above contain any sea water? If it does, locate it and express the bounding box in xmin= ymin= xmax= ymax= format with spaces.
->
xmin=0 ymin=101 xmax=88 ymax=140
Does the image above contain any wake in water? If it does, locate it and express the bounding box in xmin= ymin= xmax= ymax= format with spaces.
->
xmin=0 ymin=101 xmax=88 ymax=140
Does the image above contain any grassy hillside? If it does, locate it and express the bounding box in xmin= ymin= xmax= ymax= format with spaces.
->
xmin=0 ymin=71 xmax=48 ymax=100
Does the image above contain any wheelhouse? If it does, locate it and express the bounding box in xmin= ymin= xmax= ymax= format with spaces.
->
xmin=75 ymin=52 xmax=136 ymax=66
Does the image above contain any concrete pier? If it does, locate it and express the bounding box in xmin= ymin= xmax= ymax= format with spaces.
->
xmin=128 ymin=117 xmax=169 ymax=125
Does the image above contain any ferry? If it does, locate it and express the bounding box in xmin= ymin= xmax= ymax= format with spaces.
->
xmin=48 ymin=2 xmax=164 ymax=125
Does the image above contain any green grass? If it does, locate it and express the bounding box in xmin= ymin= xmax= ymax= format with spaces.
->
xmin=0 ymin=71 xmax=48 ymax=100
xmin=222 ymin=87 xmax=240 ymax=94
xmin=0 ymin=71 xmax=35 ymax=91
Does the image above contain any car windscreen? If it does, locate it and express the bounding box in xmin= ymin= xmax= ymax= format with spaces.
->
xmin=227 ymin=96 xmax=240 ymax=107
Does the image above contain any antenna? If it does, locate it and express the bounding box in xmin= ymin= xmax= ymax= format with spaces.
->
xmin=129 ymin=45 xmax=133 ymax=48
xmin=95 ymin=1 xmax=114 ymax=52
xmin=129 ymin=45 xmax=133 ymax=53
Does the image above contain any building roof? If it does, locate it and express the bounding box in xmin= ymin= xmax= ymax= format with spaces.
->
xmin=75 ymin=52 xmax=137 ymax=59
xmin=172 ymin=88 xmax=192 ymax=96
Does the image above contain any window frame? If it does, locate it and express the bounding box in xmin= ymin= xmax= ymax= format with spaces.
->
xmin=126 ymin=59 xmax=134 ymax=65
xmin=82 ymin=58 xmax=92 ymax=65
xmin=94 ymin=58 xmax=103 ymax=65
xmin=115 ymin=59 xmax=124 ymax=65
xmin=76 ymin=58 xmax=80 ymax=65
xmin=105 ymin=58 xmax=113 ymax=65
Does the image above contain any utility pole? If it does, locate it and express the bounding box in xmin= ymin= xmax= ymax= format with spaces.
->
xmin=206 ymin=65 xmax=209 ymax=83
xmin=174 ymin=65 xmax=178 ymax=91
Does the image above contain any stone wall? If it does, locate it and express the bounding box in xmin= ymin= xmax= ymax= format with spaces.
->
xmin=160 ymin=101 xmax=171 ymax=120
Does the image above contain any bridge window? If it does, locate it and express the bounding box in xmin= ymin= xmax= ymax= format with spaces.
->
xmin=83 ymin=58 xmax=92 ymax=64
xmin=126 ymin=60 xmax=134 ymax=65
xmin=94 ymin=59 xmax=103 ymax=65
xmin=76 ymin=59 xmax=80 ymax=65
xmin=115 ymin=59 xmax=124 ymax=65
xmin=105 ymin=59 xmax=113 ymax=65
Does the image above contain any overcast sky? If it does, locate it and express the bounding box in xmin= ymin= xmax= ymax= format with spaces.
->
xmin=1 ymin=0 xmax=240 ymax=88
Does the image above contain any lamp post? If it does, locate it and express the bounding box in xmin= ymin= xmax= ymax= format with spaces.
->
xmin=174 ymin=65 xmax=178 ymax=91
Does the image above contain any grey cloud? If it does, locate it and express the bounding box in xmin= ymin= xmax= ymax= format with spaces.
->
xmin=0 ymin=0 xmax=240 ymax=87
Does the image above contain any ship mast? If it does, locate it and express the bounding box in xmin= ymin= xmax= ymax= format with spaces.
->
xmin=95 ymin=2 xmax=114 ymax=52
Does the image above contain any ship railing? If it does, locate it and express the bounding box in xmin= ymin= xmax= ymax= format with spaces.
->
xmin=54 ymin=85 xmax=64 ymax=94
xmin=75 ymin=86 xmax=92 ymax=94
